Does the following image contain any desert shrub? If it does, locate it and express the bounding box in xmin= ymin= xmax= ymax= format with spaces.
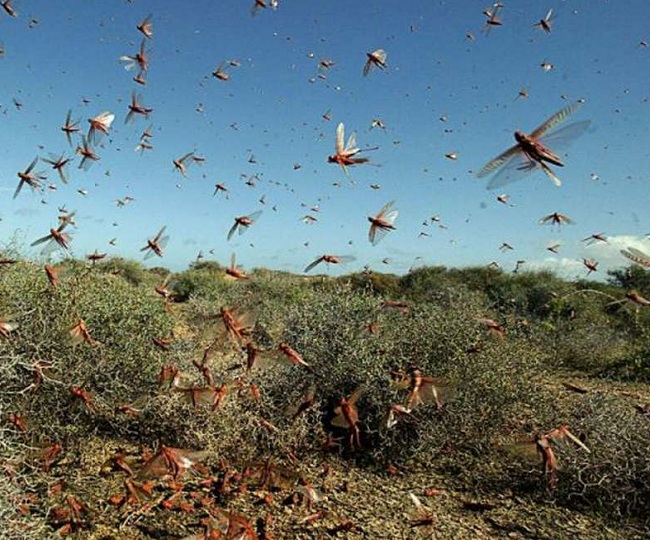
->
xmin=608 ymin=264 xmax=650 ymax=296
xmin=131 ymin=390 xmax=279 ymax=464
xmin=147 ymin=265 xmax=171 ymax=279
xmin=114 ymin=336 xmax=325 ymax=467
xmin=129 ymin=272 xmax=324 ymax=465
xmin=251 ymin=280 xmax=557 ymax=474
xmin=247 ymin=271 xmax=312 ymax=309
xmin=171 ymin=262 xmax=228 ymax=301
xmin=0 ymin=268 xmax=50 ymax=539
xmin=500 ymin=392 xmax=650 ymax=525
xmin=0 ymin=262 xmax=173 ymax=442
xmin=557 ymin=393 xmax=650 ymax=523
xmin=549 ymin=322 xmax=634 ymax=374
xmin=542 ymin=289 xmax=640 ymax=374
xmin=376 ymin=330 xmax=554 ymax=477
xmin=0 ymin=262 xmax=178 ymax=536
xmin=92 ymin=256 xmax=150 ymax=286
xmin=345 ymin=271 xmax=401 ymax=297
xmin=399 ymin=266 xmax=492 ymax=313
xmin=182 ymin=271 xmax=316 ymax=346
xmin=448 ymin=265 xmax=504 ymax=293
xmin=170 ymin=261 xmax=307 ymax=307
xmin=400 ymin=265 xmax=458 ymax=300
xmin=175 ymin=281 xmax=381 ymax=461
xmin=482 ymin=271 xmax=573 ymax=321
xmin=274 ymin=281 xmax=384 ymax=391
xmin=399 ymin=266 xmax=570 ymax=321
xmin=599 ymin=323 xmax=650 ymax=382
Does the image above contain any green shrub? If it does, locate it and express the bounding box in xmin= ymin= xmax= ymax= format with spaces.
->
xmin=92 ymin=256 xmax=150 ymax=286
xmin=608 ymin=265 xmax=650 ymax=296
xmin=2 ymin=259 xmax=649 ymax=536
xmin=543 ymin=289 xmax=639 ymax=374
xmin=345 ymin=271 xmax=401 ymax=297
xmin=171 ymin=261 xmax=227 ymax=301
xmin=0 ymin=262 xmax=173 ymax=442
xmin=258 ymin=281 xmax=554 ymax=471
xmin=500 ymin=392 xmax=650 ymax=525
xmin=557 ymin=393 xmax=650 ymax=522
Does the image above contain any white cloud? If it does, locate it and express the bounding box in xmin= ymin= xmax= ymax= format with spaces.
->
xmin=524 ymin=235 xmax=650 ymax=280
xmin=580 ymin=234 xmax=650 ymax=268
xmin=525 ymin=257 xmax=586 ymax=279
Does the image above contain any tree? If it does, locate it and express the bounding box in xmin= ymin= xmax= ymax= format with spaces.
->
xmin=607 ymin=265 xmax=650 ymax=295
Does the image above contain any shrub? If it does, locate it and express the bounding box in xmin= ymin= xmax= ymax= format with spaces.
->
xmin=543 ymin=289 xmax=639 ymax=374
xmin=2 ymin=259 xmax=649 ymax=536
xmin=345 ymin=271 xmax=401 ymax=297
xmin=171 ymin=261 xmax=227 ymax=301
xmin=92 ymin=256 xmax=150 ymax=286
xmin=259 ymin=280 xmax=554 ymax=472
xmin=500 ymin=392 xmax=650 ymax=525
xmin=607 ymin=265 xmax=650 ymax=296
xmin=557 ymin=393 xmax=650 ymax=522
xmin=0 ymin=262 xmax=173 ymax=443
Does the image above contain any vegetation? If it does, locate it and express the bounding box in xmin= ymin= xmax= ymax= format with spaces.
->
xmin=1 ymin=259 xmax=648 ymax=538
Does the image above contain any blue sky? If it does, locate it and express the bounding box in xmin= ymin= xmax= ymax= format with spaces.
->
xmin=0 ymin=0 xmax=648 ymax=277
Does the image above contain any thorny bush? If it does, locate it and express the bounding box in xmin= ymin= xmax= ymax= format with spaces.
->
xmin=1 ymin=262 xmax=649 ymax=537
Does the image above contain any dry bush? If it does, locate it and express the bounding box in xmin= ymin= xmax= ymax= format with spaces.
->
xmin=555 ymin=393 xmax=650 ymax=523
xmin=543 ymin=290 xmax=639 ymax=374
xmin=497 ymin=392 xmax=650 ymax=526
xmin=375 ymin=326 xmax=554 ymax=473
xmin=2 ymin=262 xmax=648 ymax=535
xmin=550 ymin=323 xmax=634 ymax=374
xmin=251 ymin=280 xmax=556 ymax=470
xmin=0 ymin=262 xmax=176 ymax=536
xmin=0 ymin=261 xmax=173 ymax=447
